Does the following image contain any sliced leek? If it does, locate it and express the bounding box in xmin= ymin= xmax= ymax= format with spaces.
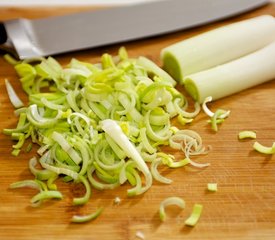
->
xmin=207 ymin=183 xmax=218 ymax=192
xmin=185 ymin=204 xmax=203 ymax=227
xmin=253 ymin=142 xmax=275 ymax=155
xmin=5 ymin=47 xmax=209 ymax=223
xmin=159 ymin=197 xmax=185 ymax=222
xmin=71 ymin=207 xmax=103 ymax=223
xmin=5 ymin=79 xmax=24 ymax=108
xmin=238 ymin=131 xmax=257 ymax=140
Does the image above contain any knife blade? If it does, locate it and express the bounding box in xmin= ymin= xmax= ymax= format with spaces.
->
xmin=0 ymin=0 xmax=269 ymax=59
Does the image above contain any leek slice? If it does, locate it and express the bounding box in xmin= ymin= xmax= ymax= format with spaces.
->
xmin=202 ymin=96 xmax=230 ymax=119
xmin=253 ymin=142 xmax=275 ymax=155
xmin=29 ymin=157 xmax=57 ymax=180
xmin=87 ymin=166 xmax=120 ymax=190
xmin=210 ymin=109 xmax=228 ymax=132
xmin=73 ymin=175 xmax=92 ymax=205
xmin=159 ymin=197 xmax=185 ymax=222
xmin=169 ymin=130 xmax=209 ymax=168
xmin=71 ymin=207 xmax=103 ymax=223
xmin=4 ymin=54 xmax=19 ymax=65
xmin=10 ymin=179 xmax=43 ymax=191
xmin=5 ymin=79 xmax=24 ymax=108
xmin=151 ymin=158 xmax=172 ymax=184
xmin=185 ymin=204 xmax=203 ymax=227
xmin=207 ymin=183 xmax=218 ymax=192
xmin=238 ymin=131 xmax=257 ymax=140
xmin=137 ymin=56 xmax=176 ymax=86
xmin=51 ymin=132 xmax=81 ymax=165
xmin=31 ymin=190 xmax=63 ymax=206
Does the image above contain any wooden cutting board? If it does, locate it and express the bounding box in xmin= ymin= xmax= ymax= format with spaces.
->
xmin=0 ymin=4 xmax=275 ymax=240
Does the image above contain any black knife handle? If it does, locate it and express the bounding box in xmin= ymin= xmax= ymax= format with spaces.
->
xmin=0 ymin=22 xmax=18 ymax=58
xmin=0 ymin=23 xmax=8 ymax=44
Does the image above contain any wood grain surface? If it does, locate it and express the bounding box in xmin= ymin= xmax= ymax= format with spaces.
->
xmin=0 ymin=3 xmax=275 ymax=240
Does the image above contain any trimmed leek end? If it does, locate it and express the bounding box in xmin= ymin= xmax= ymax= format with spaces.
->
xmin=159 ymin=197 xmax=185 ymax=222
xmin=71 ymin=207 xmax=103 ymax=223
xmin=238 ymin=131 xmax=256 ymax=140
xmin=182 ymin=41 xmax=275 ymax=103
xmin=161 ymin=51 xmax=183 ymax=84
xmin=161 ymin=15 xmax=275 ymax=92
xmin=207 ymin=183 xmax=217 ymax=192
xmin=185 ymin=204 xmax=203 ymax=227
xmin=253 ymin=142 xmax=275 ymax=155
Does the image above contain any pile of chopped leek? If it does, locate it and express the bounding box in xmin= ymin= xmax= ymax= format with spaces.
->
xmin=4 ymin=47 xmax=209 ymax=222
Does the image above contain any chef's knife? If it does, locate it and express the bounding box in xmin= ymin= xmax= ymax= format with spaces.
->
xmin=0 ymin=0 xmax=269 ymax=59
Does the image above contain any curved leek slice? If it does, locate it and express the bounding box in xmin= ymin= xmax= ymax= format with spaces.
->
xmin=73 ymin=175 xmax=92 ymax=205
xmin=202 ymin=96 xmax=230 ymax=118
xmin=137 ymin=56 xmax=176 ymax=86
xmin=159 ymin=197 xmax=185 ymax=221
xmin=185 ymin=204 xmax=203 ymax=227
xmin=151 ymin=158 xmax=172 ymax=184
xmin=238 ymin=131 xmax=257 ymax=140
xmin=139 ymin=127 xmax=157 ymax=154
xmin=4 ymin=54 xmax=20 ymax=65
xmin=210 ymin=109 xmax=228 ymax=132
xmin=253 ymin=142 xmax=275 ymax=154
xmin=39 ymin=151 xmax=79 ymax=180
xmin=87 ymin=166 xmax=120 ymax=190
xmin=169 ymin=130 xmax=209 ymax=168
xmin=71 ymin=207 xmax=103 ymax=223
xmin=173 ymin=98 xmax=201 ymax=119
xmin=10 ymin=179 xmax=42 ymax=191
xmin=144 ymin=110 xmax=171 ymax=143
xmin=26 ymin=104 xmax=62 ymax=128
xmin=169 ymin=130 xmax=207 ymax=156
xmin=5 ymin=79 xmax=24 ymax=108
xmin=29 ymin=157 xmax=57 ymax=180
xmin=126 ymin=168 xmax=142 ymax=197
xmin=31 ymin=190 xmax=63 ymax=206
xmin=41 ymin=97 xmax=67 ymax=111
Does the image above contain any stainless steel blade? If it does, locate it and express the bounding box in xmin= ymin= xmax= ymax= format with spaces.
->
xmin=1 ymin=0 xmax=269 ymax=59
